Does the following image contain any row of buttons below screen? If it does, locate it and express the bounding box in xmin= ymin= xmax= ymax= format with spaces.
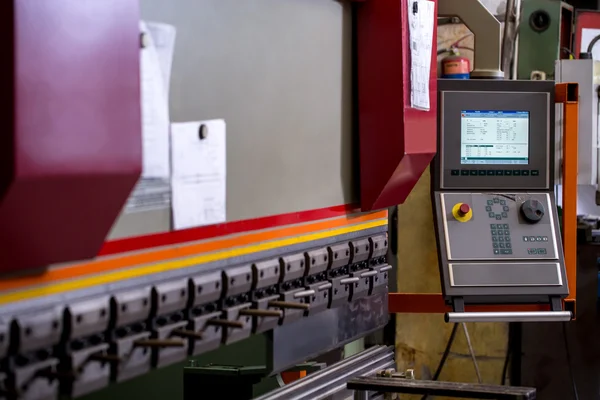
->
xmin=451 ymin=170 xmax=539 ymax=176
xmin=492 ymin=248 xmax=548 ymax=255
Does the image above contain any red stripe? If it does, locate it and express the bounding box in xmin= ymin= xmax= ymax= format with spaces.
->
xmin=99 ymin=204 xmax=359 ymax=256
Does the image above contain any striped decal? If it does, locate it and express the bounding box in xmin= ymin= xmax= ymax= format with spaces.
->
xmin=0 ymin=210 xmax=388 ymax=305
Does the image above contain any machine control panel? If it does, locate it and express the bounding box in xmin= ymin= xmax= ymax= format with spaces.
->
xmin=440 ymin=193 xmax=558 ymax=260
xmin=433 ymin=79 xmax=568 ymax=308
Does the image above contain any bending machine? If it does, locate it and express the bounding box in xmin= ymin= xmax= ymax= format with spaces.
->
xmin=0 ymin=0 xmax=436 ymax=399
xmin=433 ymin=79 xmax=571 ymax=322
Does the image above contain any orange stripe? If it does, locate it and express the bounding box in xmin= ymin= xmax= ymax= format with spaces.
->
xmin=0 ymin=210 xmax=387 ymax=292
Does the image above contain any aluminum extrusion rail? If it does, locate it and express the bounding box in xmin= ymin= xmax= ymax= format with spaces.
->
xmin=254 ymin=346 xmax=394 ymax=400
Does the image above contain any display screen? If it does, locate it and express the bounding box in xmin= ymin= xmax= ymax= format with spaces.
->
xmin=460 ymin=110 xmax=529 ymax=165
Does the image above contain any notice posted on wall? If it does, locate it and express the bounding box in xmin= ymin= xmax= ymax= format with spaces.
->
xmin=126 ymin=21 xmax=176 ymax=214
xmin=171 ymin=120 xmax=227 ymax=230
xmin=407 ymin=0 xmax=435 ymax=111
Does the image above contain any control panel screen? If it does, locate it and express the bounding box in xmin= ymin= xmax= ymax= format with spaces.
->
xmin=460 ymin=110 xmax=529 ymax=165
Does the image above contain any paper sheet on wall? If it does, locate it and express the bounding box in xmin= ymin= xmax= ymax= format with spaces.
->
xmin=171 ymin=120 xmax=227 ymax=230
xmin=407 ymin=0 xmax=435 ymax=111
xmin=126 ymin=21 xmax=176 ymax=214
xmin=140 ymin=20 xmax=176 ymax=179
xmin=580 ymin=28 xmax=600 ymax=61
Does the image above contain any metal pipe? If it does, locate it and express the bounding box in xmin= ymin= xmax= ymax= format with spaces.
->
xmin=501 ymin=0 xmax=516 ymax=75
xmin=254 ymin=346 xmax=392 ymax=400
xmin=445 ymin=311 xmax=572 ymax=323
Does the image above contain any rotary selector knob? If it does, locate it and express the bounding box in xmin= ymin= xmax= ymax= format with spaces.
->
xmin=520 ymin=199 xmax=545 ymax=223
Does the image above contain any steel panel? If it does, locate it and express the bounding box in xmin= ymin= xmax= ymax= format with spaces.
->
xmin=113 ymin=0 xmax=355 ymax=239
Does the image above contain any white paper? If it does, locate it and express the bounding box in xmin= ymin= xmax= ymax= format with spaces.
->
xmin=125 ymin=179 xmax=171 ymax=214
xmin=581 ymin=28 xmax=600 ymax=61
xmin=407 ymin=0 xmax=435 ymax=111
xmin=140 ymin=21 xmax=176 ymax=179
xmin=171 ymin=120 xmax=227 ymax=230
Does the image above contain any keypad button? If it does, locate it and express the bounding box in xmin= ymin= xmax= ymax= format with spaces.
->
xmin=486 ymin=206 xmax=492 ymax=211
xmin=501 ymin=249 xmax=512 ymax=255
xmin=504 ymin=230 xmax=510 ymax=235
xmin=536 ymin=236 xmax=543 ymax=241
xmin=542 ymin=236 xmax=548 ymax=242
xmin=492 ymin=237 xmax=498 ymax=242
xmin=531 ymin=248 xmax=538 ymax=254
xmin=478 ymin=170 xmax=486 ymax=176
xmin=470 ymin=170 xmax=478 ymax=176
xmin=523 ymin=236 xmax=529 ymax=242
xmin=503 ymin=224 xmax=509 ymax=229
xmin=491 ymin=230 xmax=497 ymax=235
xmin=493 ymin=198 xmax=499 ymax=203
xmin=503 ymin=206 xmax=509 ymax=211
xmin=461 ymin=170 xmax=469 ymax=176
xmin=489 ymin=212 xmax=495 ymax=218
xmin=494 ymin=249 xmax=500 ymax=254
xmin=500 ymin=200 xmax=506 ymax=205
xmin=490 ymin=224 xmax=496 ymax=229
xmin=531 ymin=170 xmax=539 ymax=176
xmin=493 ymin=243 xmax=499 ymax=248
xmin=487 ymin=200 xmax=493 ymax=206
xmin=538 ymin=248 xmax=547 ymax=254
xmin=522 ymin=170 xmax=530 ymax=176
xmin=505 ymin=236 xmax=511 ymax=242
xmin=529 ymin=236 xmax=536 ymax=241
xmin=496 ymin=215 xmax=502 ymax=220
xmin=506 ymin=243 xmax=512 ymax=249
xmin=496 ymin=170 xmax=504 ymax=176
xmin=487 ymin=170 xmax=495 ymax=176
xmin=498 ymin=237 xmax=504 ymax=242
xmin=505 ymin=170 xmax=513 ymax=176
xmin=501 ymin=212 xmax=508 ymax=218
xmin=513 ymin=170 xmax=521 ymax=176
xmin=499 ymin=243 xmax=505 ymax=248
xmin=451 ymin=170 xmax=459 ymax=176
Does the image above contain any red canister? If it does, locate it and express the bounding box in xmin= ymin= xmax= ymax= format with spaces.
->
xmin=441 ymin=55 xmax=470 ymax=79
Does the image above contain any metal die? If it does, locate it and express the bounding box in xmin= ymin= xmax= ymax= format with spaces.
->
xmin=152 ymin=279 xmax=189 ymax=317
xmin=110 ymin=331 xmax=152 ymax=383
xmin=190 ymin=272 xmax=223 ymax=307
xmin=223 ymin=265 xmax=253 ymax=298
xmin=0 ymin=323 xmax=9 ymax=359
xmin=280 ymin=253 xmax=306 ymax=282
xmin=328 ymin=243 xmax=351 ymax=269
xmin=350 ymin=238 xmax=370 ymax=264
xmin=14 ymin=307 xmax=63 ymax=353
xmin=278 ymin=288 xmax=312 ymax=325
xmin=252 ymin=259 xmax=281 ymax=290
xmin=350 ymin=269 xmax=374 ymax=301
xmin=252 ymin=295 xmax=281 ymax=334
xmin=65 ymin=296 xmax=110 ymax=341
xmin=370 ymin=265 xmax=392 ymax=295
xmin=369 ymin=234 xmax=388 ymax=259
xmin=62 ymin=343 xmax=110 ymax=398
xmin=328 ymin=272 xmax=354 ymax=309
xmin=12 ymin=358 xmax=59 ymax=400
xmin=305 ymin=247 xmax=329 ymax=275
xmin=111 ymin=288 xmax=152 ymax=328
xmin=189 ymin=311 xmax=222 ymax=356
xmin=222 ymin=303 xmax=253 ymax=345
xmin=152 ymin=320 xmax=189 ymax=368
xmin=306 ymin=282 xmax=331 ymax=315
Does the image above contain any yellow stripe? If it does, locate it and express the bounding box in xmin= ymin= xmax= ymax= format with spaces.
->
xmin=0 ymin=218 xmax=387 ymax=305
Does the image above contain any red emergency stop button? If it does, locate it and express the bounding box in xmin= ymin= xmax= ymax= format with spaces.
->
xmin=458 ymin=203 xmax=470 ymax=216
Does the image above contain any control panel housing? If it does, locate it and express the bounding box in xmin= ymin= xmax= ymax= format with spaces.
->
xmin=433 ymin=79 xmax=568 ymax=307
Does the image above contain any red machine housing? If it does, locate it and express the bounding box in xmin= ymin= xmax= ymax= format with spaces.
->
xmin=355 ymin=0 xmax=438 ymax=211
xmin=0 ymin=0 xmax=142 ymax=273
